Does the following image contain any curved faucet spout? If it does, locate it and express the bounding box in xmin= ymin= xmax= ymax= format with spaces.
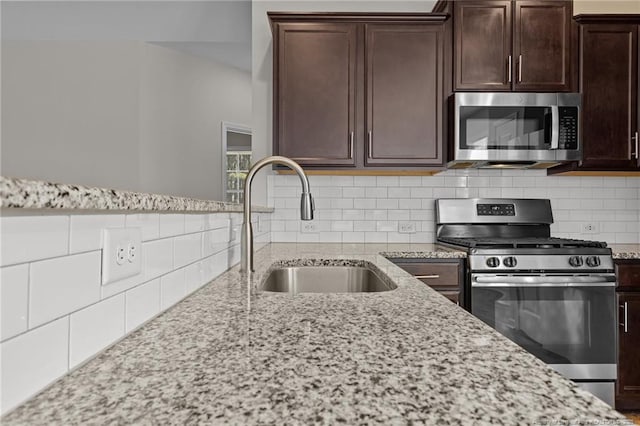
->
xmin=241 ymin=156 xmax=314 ymax=273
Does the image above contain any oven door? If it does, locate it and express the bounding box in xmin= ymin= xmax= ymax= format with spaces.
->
xmin=471 ymin=273 xmax=616 ymax=380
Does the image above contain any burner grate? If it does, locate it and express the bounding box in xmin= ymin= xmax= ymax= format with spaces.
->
xmin=438 ymin=236 xmax=608 ymax=249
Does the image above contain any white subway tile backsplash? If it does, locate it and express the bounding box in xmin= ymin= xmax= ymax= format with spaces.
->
xmin=365 ymin=187 xmax=387 ymax=198
xmin=125 ymin=213 xmax=160 ymax=241
xmin=160 ymin=269 xmax=186 ymax=310
xmin=376 ymin=199 xmax=398 ymax=209
xmin=410 ymin=187 xmax=433 ymax=198
xmin=376 ymin=176 xmax=399 ymax=187
xmin=69 ymin=294 xmax=125 ymax=368
xmin=354 ymin=176 xmax=376 ymax=187
xmin=330 ymin=221 xmax=353 ymax=232
xmin=125 ymin=279 xmax=161 ymax=333
xmin=318 ymin=187 xmax=342 ymax=198
xmin=343 ymin=187 xmax=366 ymax=198
xmin=1 ymin=215 xmax=69 ymax=266
xmin=0 ymin=264 xmax=29 ymax=341
xmin=159 ymin=214 xmax=185 ymax=238
xmin=29 ymin=251 xmax=101 ymax=328
xmin=69 ymin=214 xmax=126 ymax=254
xmin=1 ymin=317 xmax=69 ymax=414
xmin=174 ymin=233 xmax=202 ymax=268
xmin=0 ymin=209 xmax=263 ymax=414
xmin=144 ymin=239 xmax=174 ymax=281
xmin=354 ymin=198 xmax=376 ymax=209
xmin=272 ymin=172 xmax=638 ymax=245
xmin=184 ymin=214 xmax=206 ymax=233
xmin=398 ymin=176 xmax=422 ymax=186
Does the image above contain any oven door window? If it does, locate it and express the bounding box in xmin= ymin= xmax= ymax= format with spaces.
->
xmin=472 ymin=285 xmax=615 ymax=365
xmin=460 ymin=106 xmax=552 ymax=150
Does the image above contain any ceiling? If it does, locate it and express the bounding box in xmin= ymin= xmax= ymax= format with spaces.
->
xmin=1 ymin=1 xmax=251 ymax=71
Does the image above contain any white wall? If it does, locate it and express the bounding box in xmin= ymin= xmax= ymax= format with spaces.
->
xmin=139 ymin=43 xmax=252 ymax=200
xmin=2 ymin=41 xmax=252 ymax=200
xmin=251 ymin=0 xmax=437 ymax=206
xmin=269 ymin=170 xmax=640 ymax=244
xmin=1 ymin=41 xmax=142 ymax=190
xmin=573 ymin=0 xmax=640 ymax=14
xmin=0 ymin=210 xmax=271 ymax=415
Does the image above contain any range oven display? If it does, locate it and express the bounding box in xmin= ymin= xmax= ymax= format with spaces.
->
xmin=477 ymin=204 xmax=515 ymax=216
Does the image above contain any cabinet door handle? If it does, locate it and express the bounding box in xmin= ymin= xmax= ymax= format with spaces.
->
xmin=518 ymin=55 xmax=522 ymax=83
xmin=620 ymin=302 xmax=629 ymax=333
xmin=507 ymin=55 xmax=512 ymax=83
xmin=415 ymin=275 xmax=440 ymax=279
xmin=349 ymin=131 xmax=354 ymax=159
xmin=633 ymin=131 xmax=639 ymax=159
xmin=367 ymin=131 xmax=373 ymax=159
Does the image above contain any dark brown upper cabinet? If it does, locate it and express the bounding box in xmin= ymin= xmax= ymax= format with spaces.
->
xmin=269 ymin=13 xmax=448 ymax=170
xmin=365 ymin=24 xmax=444 ymax=166
xmin=273 ymin=22 xmax=357 ymax=166
xmin=453 ymin=0 xmax=573 ymax=92
xmin=548 ymin=15 xmax=640 ymax=174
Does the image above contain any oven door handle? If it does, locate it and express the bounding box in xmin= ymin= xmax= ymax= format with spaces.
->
xmin=473 ymin=275 xmax=616 ymax=287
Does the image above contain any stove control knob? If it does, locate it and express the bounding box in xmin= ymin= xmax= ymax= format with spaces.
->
xmin=486 ymin=257 xmax=500 ymax=268
xmin=586 ymin=256 xmax=601 ymax=267
xmin=503 ymin=256 xmax=517 ymax=268
xmin=568 ymin=256 xmax=584 ymax=267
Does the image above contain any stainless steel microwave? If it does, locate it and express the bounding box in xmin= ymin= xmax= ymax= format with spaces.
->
xmin=450 ymin=92 xmax=581 ymax=169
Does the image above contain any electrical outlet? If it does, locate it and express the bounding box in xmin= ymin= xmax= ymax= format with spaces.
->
xmin=399 ymin=222 xmax=417 ymax=234
xmin=102 ymin=228 xmax=142 ymax=285
xmin=301 ymin=222 xmax=318 ymax=233
xmin=582 ymin=222 xmax=599 ymax=234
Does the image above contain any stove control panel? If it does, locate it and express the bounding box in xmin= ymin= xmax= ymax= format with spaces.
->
xmin=477 ymin=204 xmax=515 ymax=216
xmin=470 ymin=254 xmax=614 ymax=271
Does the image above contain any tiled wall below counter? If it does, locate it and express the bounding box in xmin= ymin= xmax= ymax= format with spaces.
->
xmin=268 ymin=170 xmax=640 ymax=244
xmin=0 ymin=211 xmax=271 ymax=415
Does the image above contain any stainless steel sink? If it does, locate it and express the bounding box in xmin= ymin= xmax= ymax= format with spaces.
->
xmin=259 ymin=266 xmax=397 ymax=293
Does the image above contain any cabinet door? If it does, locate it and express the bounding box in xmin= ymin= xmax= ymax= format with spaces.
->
xmin=513 ymin=1 xmax=572 ymax=91
xmin=274 ymin=23 xmax=357 ymax=166
xmin=454 ymin=1 xmax=512 ymax=91
xmin=617 ymin=292 xmax=640 ymax=410
xmin=580 ymin=24 xmax=638 ymax=169
xmin=365 ymin=24 xmax=444 ymax=166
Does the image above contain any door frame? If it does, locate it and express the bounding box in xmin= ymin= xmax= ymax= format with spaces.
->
xmin=221 ymin=121 xmax=252 ymax=202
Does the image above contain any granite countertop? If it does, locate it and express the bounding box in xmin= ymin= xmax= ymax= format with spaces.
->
xmin=0 ymin=176 xmax=273 ymax=213
xmin=3 ymin=243 xmax=626 ymax=425
xmin=610 ymin=244 xmax=640 ymax=260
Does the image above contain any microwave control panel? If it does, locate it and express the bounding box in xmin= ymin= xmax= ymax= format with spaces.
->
xmin=558 ymin=107 xmax=578 ymax=149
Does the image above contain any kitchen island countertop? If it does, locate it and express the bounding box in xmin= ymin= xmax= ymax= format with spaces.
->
xmin=2 ymin=243 xmax=628 ymax=425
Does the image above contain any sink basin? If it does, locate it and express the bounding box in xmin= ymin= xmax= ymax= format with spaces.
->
xmin=259 ymin=265 xmax=397 ymax=293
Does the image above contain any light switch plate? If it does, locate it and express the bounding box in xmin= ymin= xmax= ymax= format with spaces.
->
xmin=102 ymin=228 xmax=142 ymax=285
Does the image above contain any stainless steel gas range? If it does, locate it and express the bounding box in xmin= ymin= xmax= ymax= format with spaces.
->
xmin=435 ymin=198 xmax=616 ymax=406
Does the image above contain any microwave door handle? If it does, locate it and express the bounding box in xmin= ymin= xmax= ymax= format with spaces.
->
xmin=550 ymin=106 xmax=560 ymax=150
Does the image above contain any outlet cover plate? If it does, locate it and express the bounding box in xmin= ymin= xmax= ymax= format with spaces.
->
xmin=102 ymin=228 xmax=142 ymax=285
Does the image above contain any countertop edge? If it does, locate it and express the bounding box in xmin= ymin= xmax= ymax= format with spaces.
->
xmin=0 ymin=176 xmax=273 ymax=213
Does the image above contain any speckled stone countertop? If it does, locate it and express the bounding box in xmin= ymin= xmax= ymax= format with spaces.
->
xmin=610 ymin=244 xmax=640 ymax=260
xmin=0 ymin=176 xmax=273 ymax=213
xmin=2 ymin=243 xmax=628 ymax=425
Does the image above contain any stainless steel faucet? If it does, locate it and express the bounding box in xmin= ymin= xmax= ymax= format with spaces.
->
xmin=241 ymin=156 xmax=314 ymax=273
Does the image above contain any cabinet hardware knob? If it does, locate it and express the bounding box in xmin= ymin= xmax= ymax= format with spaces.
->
xmin=414 ymin=275 xmax=440 ymax=279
